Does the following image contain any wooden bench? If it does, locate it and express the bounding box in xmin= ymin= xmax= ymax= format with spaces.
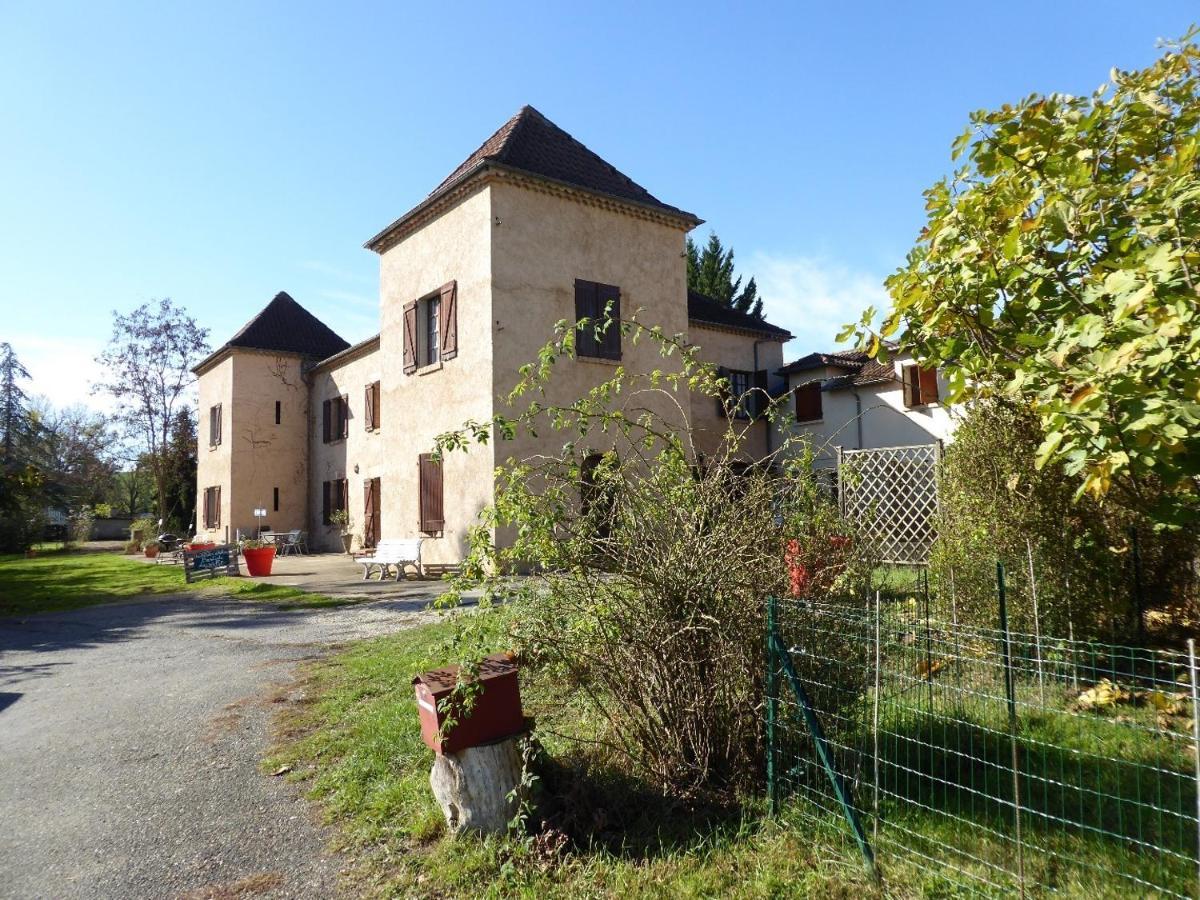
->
xmin=358 ymin=538 xmax=424 ymax=580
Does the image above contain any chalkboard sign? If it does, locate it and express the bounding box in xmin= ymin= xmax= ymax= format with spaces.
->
xmin=184 ymin=544 xmax=240 ymax=583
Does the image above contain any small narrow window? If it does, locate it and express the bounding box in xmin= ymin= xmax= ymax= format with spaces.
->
xmin=365 ymin=381 xmax=380 ymax=431
xmin=273 ymin=487 xmax=279 ymax=512
xmin=275 ymin=400 xmax=281 ymax=425
xmin=209 ymin=404 xmax=222 ymax=447
xmin=203 ymin=485 xmax=221 ymax=528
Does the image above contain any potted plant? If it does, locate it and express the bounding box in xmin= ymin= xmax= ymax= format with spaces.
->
xmin=144 ymin=541 xmax=160 ymax=559
xmin=241 ymin=538 xmax=277 ymax=577
xmin=330 ymin=509 xmax=354 ymax=554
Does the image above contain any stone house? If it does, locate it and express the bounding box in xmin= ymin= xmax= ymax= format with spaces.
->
xmin=193 ymin=106 xmax=791 ymax=561
xmin=774 ymin=347 xmax=960 ymax=470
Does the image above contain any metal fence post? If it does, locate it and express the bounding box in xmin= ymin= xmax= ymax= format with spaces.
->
xmin=767 ymin=594 xmax=779 ymax=815
xmin=998 ymin=561 xmax=1026 ymax=898
xmin=1026 ymin=538 xmax=1046 ymax=705
xmin=1131 ymin=527 xmax=1146 ymax=642
xmin=873 ymin=589 xmax=882 ymax=849
xmin=1188 ymin=639 xmax=1200 ymax=897
xmin=922 ymin=566 xmax=935 ymax=713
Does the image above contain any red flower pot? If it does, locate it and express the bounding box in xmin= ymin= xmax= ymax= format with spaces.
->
xmin=243 ymin=546 xmax=277 ymax=577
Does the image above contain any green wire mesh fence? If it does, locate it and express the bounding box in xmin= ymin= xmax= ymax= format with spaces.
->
xmin=767 ymin=586 xmax=1200 ymax=897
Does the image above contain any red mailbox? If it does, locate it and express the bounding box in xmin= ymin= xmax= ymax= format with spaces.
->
xmin=413 ymin=652 xmax=525 ymax=754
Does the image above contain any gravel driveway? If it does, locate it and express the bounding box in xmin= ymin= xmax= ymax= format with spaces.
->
xmin=0 ymin=593 xmax=439 ymax=899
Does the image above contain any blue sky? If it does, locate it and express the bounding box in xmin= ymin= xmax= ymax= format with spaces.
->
xmin=1 ymin=1 xmax=1194 ymax=408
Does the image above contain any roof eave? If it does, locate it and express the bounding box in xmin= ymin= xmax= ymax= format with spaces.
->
xmin=365 ymin=161 xmax=703 ymax=254
xmin=689 ymin=318 xmax=792 ymax=341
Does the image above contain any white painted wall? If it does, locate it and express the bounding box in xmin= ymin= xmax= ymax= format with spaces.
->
xmin=777 ymin=354 xmax=962 ymax=469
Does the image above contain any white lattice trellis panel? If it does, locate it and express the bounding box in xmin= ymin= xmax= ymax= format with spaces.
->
xmin=838 ymin=444 xmax=939 ymax=565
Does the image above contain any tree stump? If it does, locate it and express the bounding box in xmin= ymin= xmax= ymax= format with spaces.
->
xmin=429 ymin=733 xmax=526 ymax=836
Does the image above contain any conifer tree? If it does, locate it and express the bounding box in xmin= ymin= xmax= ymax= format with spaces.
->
xmin=0 ymin=342 xmax=31 ymax=467
xmin=685 ymin=232 xmax=764 ymax=319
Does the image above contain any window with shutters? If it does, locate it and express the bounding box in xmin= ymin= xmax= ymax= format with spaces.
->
xmin=273 ymin=486 xmax=279 ymax=513
xmin=274 ymin=400 xmax=281 ymax=425
xmin=364 ymin=381 xmax=380 ymax=431
xmin=363 ymin=477 xmax=381 ymax=548
xmin=404 ymin=281 xmax=457 ymax=374
xmin=208 ymin=404 xmax=222 ymax=447
xmin=794 ymin=382 xmax=823 ymax=423
xmin=574 ymin=279 xmax=621 ymax=360
xmin=202 ymin=486 xmax=221 ymax=528
xmin=902 ymin=364 xmax=939 ymax=408
xmin=418 ymin=454 xmax=444 ymax=534
xmin=322 ymin=396 xmax=350 ymax=443
xmin=322 ymin=478 xmax=349 ymax=526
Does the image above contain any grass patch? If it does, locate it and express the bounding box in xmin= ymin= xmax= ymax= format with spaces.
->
xmin=268 ymin=615 xmax=1199 ymax=898
xmin=265 ymin=618 xmax=889 ymax=898
xmin=0 ymin=549 xmax=351 ymax=616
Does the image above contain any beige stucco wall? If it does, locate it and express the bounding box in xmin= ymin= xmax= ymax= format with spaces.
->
xmin=375 ymin=187 xmax=496 ymax=565
xmin=488 ymin=179 xmax=692 ymax=473
xmin=686 ymin=324 xmax=787 ymax=462
xmin=308 ymin=345 xmax=387 ymax=552
xmin=195 ymin=350 xmax=309 ymax=542
xmin=196 ymin=355 xmax=233 ymax=540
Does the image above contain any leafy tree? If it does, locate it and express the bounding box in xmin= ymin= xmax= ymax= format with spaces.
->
xmin=0 ymin=342 xmax=32 ymax=466
xmin=94 ymin=299 xmax=209 ymax=524
xmin=686 ymin=232 xmax=764 ymax=319
xmin=848 ymin=31 xmax=1200 ymax=526
xmin=28 ymin=400 xmax=119 ymax=511
xmin=159 ymin=408 xmax=197 ymax=533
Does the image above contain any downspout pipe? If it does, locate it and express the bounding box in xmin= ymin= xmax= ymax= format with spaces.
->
xmin=852 ymin=387 xmax=864 ymax=450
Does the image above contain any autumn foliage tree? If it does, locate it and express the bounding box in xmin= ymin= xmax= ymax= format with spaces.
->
xmin=849 ymin=31 xmax=1200 ymax=526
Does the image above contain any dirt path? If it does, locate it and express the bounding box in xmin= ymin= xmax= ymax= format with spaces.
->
xmin=0 ymin=594 xmax=439 ymax=899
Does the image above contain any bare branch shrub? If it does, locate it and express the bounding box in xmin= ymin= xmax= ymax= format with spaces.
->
xmin=436 ymin=314 xmax=874 ymax=799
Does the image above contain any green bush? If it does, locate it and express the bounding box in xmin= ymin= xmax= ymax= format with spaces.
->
xmin=932 ymin=399 xmax=1197 ymax=640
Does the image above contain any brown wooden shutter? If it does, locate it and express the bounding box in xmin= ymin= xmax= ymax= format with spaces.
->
xmin=753 ymin=369 xmax=768 ymax=418
xmin=796 ymin=383 xmax=823 ymax=422
xmin=715 ymin=366 xmax=730 ymax=417
xmin=574 ymin=280 xmax=598 ymax=357
xmin=902 ymin=366 xmax=918 ymax=408
xmin=215 ymin=486 xmax=221 ymax=527
xmin=322 ymin=480 xmax=331 ymax=526
xmin=403 ymin=301 xmax=418 ymax=374
xmin=322 ymin=399 xmax=331 ymax=443
xmin=364 ymin=383 xmax=374 ymax=431
xmin=418 ymin=454 xmax=444 ymax=533
xmin=363 ymin=479 xmax=377 ymax=548
xmin=372 ymin=382 xmax=381 ymax=429
xmin=439 ymin=280 xmax=458 ymax=360
xmin=202 ymin=488 xmax=209 ymax=528
xmin=598 ymin=283 xmax=621 ymax=359
xmin=215 ymin=405 xmax=222 ymax=445
xmin=918 ymin=367 xmax=939 ymax=405
xmin=340 ymin=395 xmax=350 ymax=438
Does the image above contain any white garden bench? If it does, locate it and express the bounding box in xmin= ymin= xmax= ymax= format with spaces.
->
xmin=357 ymin=538 xmax=424 ymax=581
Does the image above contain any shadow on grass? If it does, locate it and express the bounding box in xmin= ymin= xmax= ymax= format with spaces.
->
xmin=534 ymin=752 xmax=751 ymax=860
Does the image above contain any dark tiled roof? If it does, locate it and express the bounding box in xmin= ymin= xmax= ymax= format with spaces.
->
xmin=780 ymin=345 xmax=899 ymax=391
xmin=366 ymin=105 xmax=700 ymax=250
xmin=195 ymin=292 xmax=350 ymax=372
xmin=778 ymin=349 xmax=869 ymax=375
xmin=687 ymin=290 xmax=792 ymax=339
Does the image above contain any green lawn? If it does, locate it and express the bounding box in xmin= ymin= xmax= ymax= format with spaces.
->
xmin=0 ymin=549 xmax=347 ymax=616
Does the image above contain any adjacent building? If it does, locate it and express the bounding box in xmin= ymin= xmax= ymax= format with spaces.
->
xmin=775 ymin=347 xmax=959 ymax=470
xmin=193 ymin=106 xmax=791 ymax=562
